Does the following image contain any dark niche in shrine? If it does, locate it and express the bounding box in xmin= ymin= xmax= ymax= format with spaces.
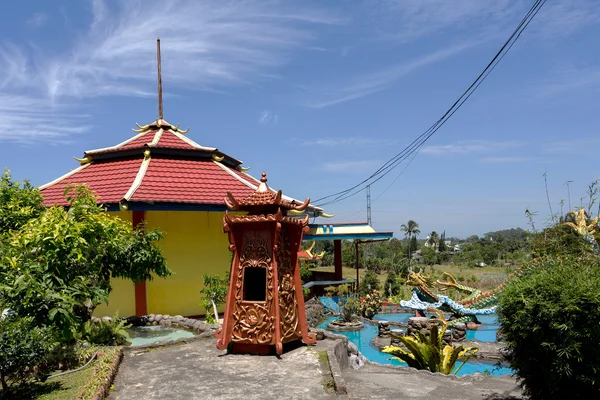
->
xmin=243 ymin=268 xmax=267 ymax=302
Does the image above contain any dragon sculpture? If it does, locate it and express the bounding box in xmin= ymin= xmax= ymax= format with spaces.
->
xmin=401 ymin=270 xmax=523 ymax=325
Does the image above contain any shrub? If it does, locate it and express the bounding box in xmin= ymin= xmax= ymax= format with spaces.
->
xmin=497 ymin=256 xmax=600 ymax=399
xmin=79 ymin=315 xmax=130 ymax=346
xmin=0 ymin=315 xmax=56 ymax=392
xmin=359 ymin=269 xmax=380 ymax=296
xmin=359 ymin=290 xmax=382 ymax=319
xmin=383 ymin=270 xmax=401 ymax=298
xmin=200 ymin=273 xmax=228 ymax=324
xmin=382 ymin=312 xmax=478 ymax=375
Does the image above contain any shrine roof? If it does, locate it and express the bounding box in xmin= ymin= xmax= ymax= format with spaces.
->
xmin=40 ymin=119 xmax=325 ymax=216
xmin=303 ymin=222 xmax=393 ymax=241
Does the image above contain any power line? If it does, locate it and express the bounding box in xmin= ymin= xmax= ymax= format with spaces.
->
xmin=314 ymin=0 xmax=546 ymax=208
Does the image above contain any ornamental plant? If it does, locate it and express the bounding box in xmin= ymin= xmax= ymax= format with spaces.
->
xmin=382 ymin=311 xmax=478 ymax=375
xmin=359 ymin=290 xmax=382 ymax=319
xmin=200 ymin=273 xmax=229 ymax=324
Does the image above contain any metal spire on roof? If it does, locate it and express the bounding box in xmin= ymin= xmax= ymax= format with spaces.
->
xmin=157 ymin=38 xmax=163 ymax=120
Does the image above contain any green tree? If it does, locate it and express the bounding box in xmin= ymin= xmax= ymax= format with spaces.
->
xmin=383 ymin=270 xmax=401 ymax=297
xmin=421 ymin=246 xmax=437 ymax=265
xmin=360 ymin=269 xmax=380 ymax=296
xmin=426 ymin=231 xmax=439 ymax=248
xmin=0 ymin=169 xmax=44 ymax=235
xmin=0 ymin=183 xmax=172 ymax=342
xmin=0 ymin=316 xmax=56 ymax=392
xmin=401 ymin=220 xmax=420 ymax=260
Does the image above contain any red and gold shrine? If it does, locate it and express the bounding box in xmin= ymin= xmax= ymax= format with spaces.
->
xmin=216 ymin=172 xmax=316 ymax=355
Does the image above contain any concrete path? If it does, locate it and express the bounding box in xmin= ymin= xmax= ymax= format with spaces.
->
xmin=342 ymin=363 xmax=523 ymax=400
xmin=109 ymin=338 xmax=336 ymax=400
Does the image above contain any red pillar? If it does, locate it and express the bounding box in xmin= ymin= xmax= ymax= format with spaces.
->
xmin=334 ymin=239 xmax=343 ymax=281
xmin=132 ymin=210 xmax=147 ymax=317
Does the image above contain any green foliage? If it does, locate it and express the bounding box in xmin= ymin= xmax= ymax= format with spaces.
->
xmin=530 ymin=224 xmax=592 ymax=258
xmin=382 ymin=316 xmax=478 ymax=375
xmin=0 ymin=315 xmax=56 ymax=391
xmin=79 ymin=315 xmax=130 ymax=346
xmin=497 ymin=255 xmax=600 ymax=399
xmin=359 ymin=269 xmax=380 ymax=296
xmin=0 ymin=169 xmax=44 ymax=235
xmin=200 ymin=273 xmax=228 ymax=324
xmin=383 ymin=270 xmax=401 ymax=297
xmin=0 ymin=183 xmax=171 ymax=343
xmin=339 ymin=295 xmax=360 ymax=323
xmin=359 ymin=290 xmax=382 ymax=319
xmin=420 ymin=246 xmax=437 ymax=265
xmin=300 ymin=262 xmax=313 ymax=284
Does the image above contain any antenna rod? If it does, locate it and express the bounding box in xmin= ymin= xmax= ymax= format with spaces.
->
xmin=157 ymin=38 xmax=163 ymax=119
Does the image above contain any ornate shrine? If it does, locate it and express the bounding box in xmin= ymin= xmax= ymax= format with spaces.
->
xmin=216 ymin=172 xmax=316 ymax=354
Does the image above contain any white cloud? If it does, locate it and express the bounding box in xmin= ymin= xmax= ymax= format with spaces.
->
xmin=479 ymin=156 xmax=531 ymax=164
xmin=0 ymin=0 xmax=341 ymax=143
xmin=322 ymin=160 xmax=380 ymax=172
xmin=422 ymin=140 xmax=524 ymax=156
xmin=300 ymin=137 xmax=398 ymax=147
xmin=306 ymin=40 xmax=483 ymax=108
xmin=258 ymin=110 xmax=279 ymax=125
xmin=26 ymin=12 xmax=49 ymax=27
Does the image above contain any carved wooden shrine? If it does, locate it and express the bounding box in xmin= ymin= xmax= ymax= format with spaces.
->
xmin=216 ymin=172 xmax=316 ymax=354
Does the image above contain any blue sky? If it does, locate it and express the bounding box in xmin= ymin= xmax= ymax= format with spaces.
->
xmin=1 ymin=0 xmax=599 ymax=238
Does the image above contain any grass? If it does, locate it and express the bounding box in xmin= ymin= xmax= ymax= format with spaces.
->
xmin=315 ymin=350 xmax=335 ymax=393
xmin=311 ymin=262 xmax=513 ymax=299
xmin=4 ymin=346 xmax=121 ymax=400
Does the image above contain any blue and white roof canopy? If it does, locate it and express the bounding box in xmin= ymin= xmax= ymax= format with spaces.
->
xmin=303 ymin=222 xmax=393 ymax=241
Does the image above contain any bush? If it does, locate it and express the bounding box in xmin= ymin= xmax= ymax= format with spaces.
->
xmin=200 ymin=273 xmax=228 ymax=324
xmin=0 ymin=315 xmax=56 ymax=392
xmin=79 ymin=315 xmax=130 ymax=346
xmin=359 ymin=269 xmax=380 ymax=296
xmin=383 ymin=270 xmax=401 ymax=298
xmin=497 ymin=256 xmax=600 ymax=398
xmin=359 ymin=290 xmax=382 ymax=319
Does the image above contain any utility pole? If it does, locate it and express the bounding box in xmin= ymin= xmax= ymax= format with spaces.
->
xmin=366 ymin=185 xmax=372 ymax=226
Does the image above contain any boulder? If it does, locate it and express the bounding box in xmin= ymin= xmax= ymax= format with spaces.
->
xmin=347 ymin=341 xmax=359 ymax=356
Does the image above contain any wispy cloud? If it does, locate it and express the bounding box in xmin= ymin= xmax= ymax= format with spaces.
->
xmin=479 ymin=156 xmax=532 ymax=164
xmin=0 ymin=0 xmax=341 ymax=143
xmin=322 ymin=160 xmax=380 ymax=172
xmin=422 ymin=140 xmax=524 ymax=156
xmin=258 ymin=110 xmax=279 ymax=125
xmin=26 ymin=12 xmax=49 ymax=27
xmin=530 ymin=67 xmax=600 ymax=98
xmin=300 ymin=137 xmax=398 ymax=147
xmin=542 ymin=137 xmax=600 ymax=153
xmin=306 ymin=40 xmax=482 ymax=108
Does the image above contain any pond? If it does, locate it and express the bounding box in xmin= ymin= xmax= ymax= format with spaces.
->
xmin=316 ymin=316 xmax=512 ymax=376
xmin=128 ymin=325 xmax=197 ymax=347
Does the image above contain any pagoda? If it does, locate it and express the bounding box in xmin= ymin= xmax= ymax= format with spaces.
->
xmin=39 ymin=39 xmax=325 ymax=318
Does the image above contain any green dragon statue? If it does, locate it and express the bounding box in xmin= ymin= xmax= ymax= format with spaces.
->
xmin=401 ymin=270 xmax=522 ymax=325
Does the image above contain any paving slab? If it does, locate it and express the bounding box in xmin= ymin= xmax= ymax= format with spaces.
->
xmin=108 ymin=338 xmax=337 ymax=400
xmin=342 ymin=363 xmax=523 ymax=400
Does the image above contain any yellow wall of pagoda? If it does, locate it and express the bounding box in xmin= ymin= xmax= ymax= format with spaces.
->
xmin=94 ymin=211 xmax=136 ymax=317
xmin=144 ymin=210 xmax=232 ymax=317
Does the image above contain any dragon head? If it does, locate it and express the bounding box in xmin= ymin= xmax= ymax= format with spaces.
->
xmin=406 ymin=272 xmax=434 ymax=288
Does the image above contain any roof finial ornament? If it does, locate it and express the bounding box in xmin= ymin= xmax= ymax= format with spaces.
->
xmin=157 ymin=38 xmax=163 ymax=120
xmin=261 ymin=171 xmax=267 ymax=183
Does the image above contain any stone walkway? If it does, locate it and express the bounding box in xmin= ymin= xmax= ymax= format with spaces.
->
xmin=108 ymin=338 xmax=336 ymax=400
xmin=109 ymin=337 xmax=523 ymax=400
xmin=343 ymin=363 xmax=523 ymax=400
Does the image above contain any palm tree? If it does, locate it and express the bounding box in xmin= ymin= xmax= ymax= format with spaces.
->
xmin=426 ymin=231 xmax=439 ymax=249
xmin=400 ymin=220 xmax=420 ymax=261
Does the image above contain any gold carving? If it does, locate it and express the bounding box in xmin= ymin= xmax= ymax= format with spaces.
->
xmin=231 ymin=235 xmax=274 ymax=344
xmin=277 ymin=228 xmax=301 ymax=341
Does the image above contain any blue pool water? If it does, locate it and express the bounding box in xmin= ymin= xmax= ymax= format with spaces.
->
xmin=128 ymin=325 xmax=197 ymax=347
xmin=319 ymin=296 xmax=340 ymax=313
xmin=373 ymin=313 xmax=426 ymax=324
xmin=465 ymin=314 xmax=500 ymax=342
xmin=317 ymin=316 xmax=512 ymax=376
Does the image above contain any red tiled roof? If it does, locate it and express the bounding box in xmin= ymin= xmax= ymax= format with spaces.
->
xmin=119 ymin=131 xmax=157 ymax=150
xmin=130 ymin=159 xmax=254 ymax=203
xmin=154 ymin=130 xmax=197 ymax=150
xmin=41 ymin=159 xmax=142 ymax=206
